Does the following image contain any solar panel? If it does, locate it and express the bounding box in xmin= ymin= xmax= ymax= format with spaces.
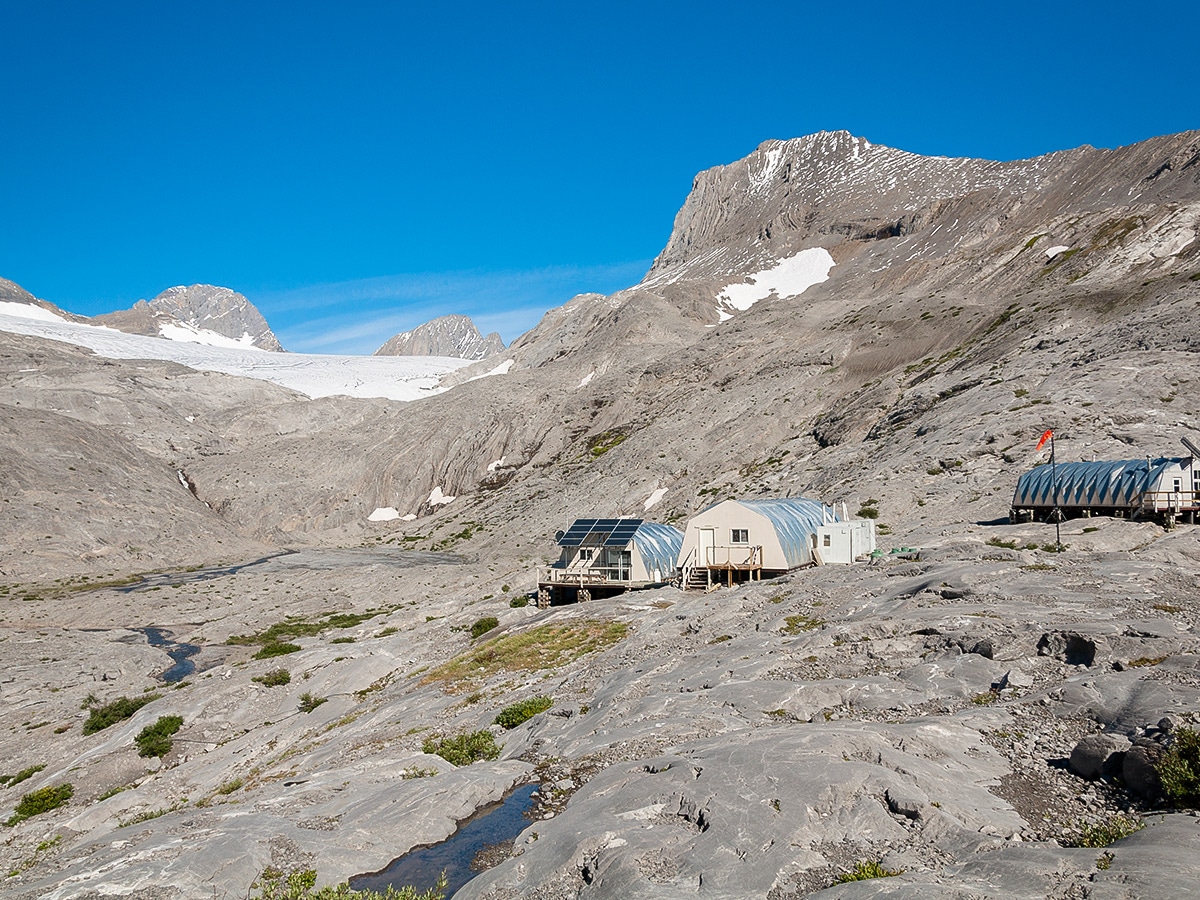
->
xmin=604 ymin=519 xmax=643 ymax=547
xmin=556 ymin=517 xmax=644 ymax=547
xmin=558 ymin=519 xmax=599 ymax=546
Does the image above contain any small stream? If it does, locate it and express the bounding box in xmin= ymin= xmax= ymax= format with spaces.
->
xmin=132 ymin=627 xmax=203 ymax=683
xmin=349 ymin=783 xmax=540 ymax=898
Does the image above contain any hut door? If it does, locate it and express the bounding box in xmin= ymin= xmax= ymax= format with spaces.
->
xmin=698 ymin=527 xmax=716 ymax=566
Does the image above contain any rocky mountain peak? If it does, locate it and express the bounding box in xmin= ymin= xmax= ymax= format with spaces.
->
xmin=91 ymin=284 xmax=284 ymax=351
xmin=375 ymin=314 xmax=505 ymax=360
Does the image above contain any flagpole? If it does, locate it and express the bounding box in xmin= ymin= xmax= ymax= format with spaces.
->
xmin=1050 ymin=433 xmax=1062 ymax=550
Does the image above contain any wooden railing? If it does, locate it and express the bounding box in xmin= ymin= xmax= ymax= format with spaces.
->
xmin=702 ymin=545 xmax=762 ymax=568
xmin=537 ymin=565 xmax=629 ymax=585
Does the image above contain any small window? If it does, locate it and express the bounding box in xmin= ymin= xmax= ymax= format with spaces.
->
xmin=579 ymin=548 xmax=594 ymax=560
xmin=823 ymin=534 xmax=831 ymax=547
xmin=731 ymin=529 xmax=749 ymax=543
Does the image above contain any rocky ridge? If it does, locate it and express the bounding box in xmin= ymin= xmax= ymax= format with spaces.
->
xmin=1 ymin=130 xmax=1199 ymax=898
xmin=375 ymin=314 xmax=505 ymax=360
xmin=94 ymin=284 xmax=284 ymax=351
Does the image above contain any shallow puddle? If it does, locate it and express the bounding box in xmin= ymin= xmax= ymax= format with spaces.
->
xmin=349 ymin=783 xmax=540 ymax=897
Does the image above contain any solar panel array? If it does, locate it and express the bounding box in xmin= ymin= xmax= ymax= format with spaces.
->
xmin=557 ymin=518 xmax=644 ymax=547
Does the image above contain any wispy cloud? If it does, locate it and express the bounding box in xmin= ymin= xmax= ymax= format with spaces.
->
xmin=262 ymin=261 xmax=650 ymax=355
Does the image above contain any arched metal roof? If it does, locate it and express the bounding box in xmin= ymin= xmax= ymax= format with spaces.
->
xmin=739 ymin=498 xmax=838 ymax=568
xmin=1012 ymin=457 xmax=1183 ymax=509
xmin=630 ymin=522 xmax=685 ymax=579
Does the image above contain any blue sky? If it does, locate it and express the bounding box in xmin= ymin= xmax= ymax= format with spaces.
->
xmin=2 ymin=1 xmax=1196 ymax=354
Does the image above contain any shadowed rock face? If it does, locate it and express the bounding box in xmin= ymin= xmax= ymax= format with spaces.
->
xmin=375 ymin=314 xmax=505 ymax=360
xmin=94 ymin=283 xmax=284 ymax=351
xmin=2 ymin=131 xmax=1200 ymax=899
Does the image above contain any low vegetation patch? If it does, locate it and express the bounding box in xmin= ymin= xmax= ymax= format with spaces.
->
xmin=1157 ymin=726 xmax=1200 ymax=807
xmin=254 ymin=642 xmax=302 ymax=660
xmin=588 ymin=428 xmax=628 ymax=458
xmin=421 ymin=620 xmax=628 ymax=693
xmin=509 ymin=596 xmax=529 ymax=608
xmin=136 ymin=715 xmax=183 ymax=758
xmin=5 ymin=783 xmax=74 ymax=826
xmin=252 ymin=867 xmax=446 ymax=899
xmin=1064 ymin=813 xmax=1145 ymax=847
xmin=253 ymin=668 xmax=292 ymax=687
xmin=469 ymin=616 xmax=499 ymax=639
xmin=835 ymin=859 xmax=903 ymax=883
xmin=422 ymin=730 xmax=501 ymax=766
xmin=782 ymin=614 xmax=824 ymax=635
xmin=298 ymin=693 xmax=328 ymax=714
xmin=229 ymin=608 xmax=398 ymax=648
xmin=494 ymin=696 xmax=553 ymax=729
xmin=0 ymin=764 xmax=46 ymax=787
xmin=83 ymin=694 xmax=161 ymax=735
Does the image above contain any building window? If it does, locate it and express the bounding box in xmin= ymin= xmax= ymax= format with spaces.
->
xmin=823 ymin=534 xmax=831 ymax=547
xmin=579 ymin=548 xmax=593 ymax=561
xmin=731 ymin=529 xmax=748 ymax=543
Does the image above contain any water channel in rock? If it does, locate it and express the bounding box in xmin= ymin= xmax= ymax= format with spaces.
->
xmin=349 ymin=783 xmax=540 ymax=898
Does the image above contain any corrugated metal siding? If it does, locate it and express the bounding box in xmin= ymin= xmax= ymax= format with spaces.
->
xmin=632 ymin=522 xmax=685 ymax=580
xmin=1012 ymin=458 xmax=1181 ymax=509
xmin=740 ymin=498 xmax=838 ymax=569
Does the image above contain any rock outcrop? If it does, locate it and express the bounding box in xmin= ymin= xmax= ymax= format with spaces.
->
xmin=375 ymin=313 xmax=504 ymax=360
xmin=94 ymin=283 xmax=284 ymax=350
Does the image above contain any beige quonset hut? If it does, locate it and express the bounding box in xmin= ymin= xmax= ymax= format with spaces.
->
xmin=678 ymin=497 xmax=851 ymax=590
xmin=537 ymin=517 xmax=684 ymax=607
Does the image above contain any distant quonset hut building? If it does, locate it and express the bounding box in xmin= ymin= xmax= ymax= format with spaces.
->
xmin=537 ymin=518 xmax=684 ymax=608
xmin=678 ymin=497 xmax=866 ymax=590
xmin=1010 ymin=456 xmax=1199 ymax=525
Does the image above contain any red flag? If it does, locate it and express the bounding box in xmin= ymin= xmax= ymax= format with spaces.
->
xmin=1035 ymin=429 xmax=1053 ymax=452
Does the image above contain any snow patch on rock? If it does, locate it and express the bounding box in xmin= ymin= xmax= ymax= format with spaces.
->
xmin=718 ymin=248 xmax=835 ymax=317
xmin=427 ymin=487 xmax=455 ymax=506
xmin=368 ymin=507 xmax=401 ymax=522
xmin=643 ymin=488 xmax=667 ymax=510
xmin=0 ymin=301 xmax=68 ymax=323
xmin=159 ymin=322 xmax=262 ymax=350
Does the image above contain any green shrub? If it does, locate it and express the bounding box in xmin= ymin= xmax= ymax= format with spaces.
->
xmin=422 ymin=730 xmax=501 ymax=766
xmin=255 ymin=642 xmax=302 ymax=660
xmin=856 ymin=506 xmax=880 ymax=519
xmin=1157 ymin=726 xmax=1200 ymax=807
xmin=494 ymin=696 xmax=553 ymax=729
xmin=469 ymin=616 xmax=499 ymax=640
xmin=509 ymin=596 xmax=529 ymax=608
xmin=1064 ymin=813 xmax=1145 ymax=847
xmin=217 ymin=778 xmax=243 ymax=795
xmin=835 ymin=859 xmax=903 ymax=883
xmin=298 ymin=693 xmax=327 ymax=713
xmin=136 ymin=715 xmax=183 ymax=758
xmin=0 ymin=764 xmax=45 ymax=787
xmin=251 ymin=867 xmax=446 ymax=899
xmin=5 ymin=783 xmax=74 ymax=826
xmin=253 ymin=668 xmax=292 ymax=687
xmin=82 ymin=694 xmax=161 ymax=735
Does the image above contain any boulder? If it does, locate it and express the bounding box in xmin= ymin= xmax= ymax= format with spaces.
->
xmin=1123 ymin=741 xmax=1165 ymax=799
xmin=1069 ymin=733 xmax=1131 ymax=780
